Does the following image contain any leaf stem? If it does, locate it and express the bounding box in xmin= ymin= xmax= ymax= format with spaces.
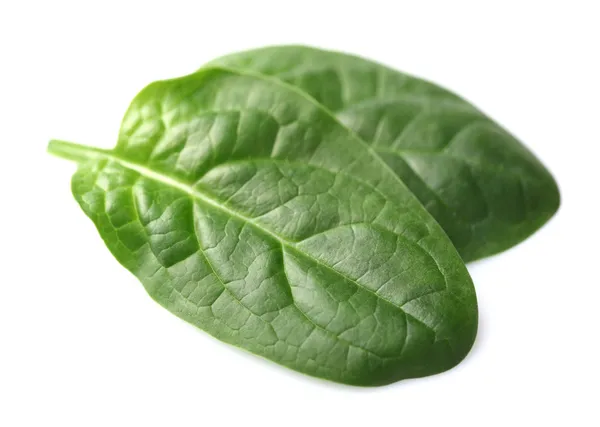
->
xmin=47 ymin=139 xmax=108 ymax=162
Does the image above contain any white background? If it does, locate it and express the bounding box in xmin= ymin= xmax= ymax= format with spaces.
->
xmin=1 ymin=1 xmax=599 ymax=426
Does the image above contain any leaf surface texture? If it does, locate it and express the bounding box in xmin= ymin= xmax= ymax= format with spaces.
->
xmin=210 ymin=46 xmax=560 ymax=261
xmin=49 ymin=68 xmax=477 ymax=385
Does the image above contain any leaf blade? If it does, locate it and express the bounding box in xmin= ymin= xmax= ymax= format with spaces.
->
xmin=210 ymin=45 xmax=560 ymax=261
xmin=49 ymin=67 xmax=477 ymax=385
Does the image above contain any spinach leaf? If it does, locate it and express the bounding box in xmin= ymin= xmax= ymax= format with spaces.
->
xmin=48 ymin=68 xmax=477 ymax=386
xmin=210 ymin=46 xmax=560 ymax=262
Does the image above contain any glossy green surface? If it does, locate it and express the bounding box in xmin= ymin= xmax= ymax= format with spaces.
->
xmin=48 ymin=68 xmax=477 ymax=386
xmin=210 ymin=46 xmax=560 ymax=261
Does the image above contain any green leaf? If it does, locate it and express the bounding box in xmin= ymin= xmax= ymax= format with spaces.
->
xmin=210 ymin=46 xmax=560 ymax=262
xmin=48 ymin=68 xmax=477 ymax=386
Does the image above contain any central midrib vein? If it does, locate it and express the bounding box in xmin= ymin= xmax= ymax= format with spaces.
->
xmin=48 ymin=140 xmax=426 ymax=317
